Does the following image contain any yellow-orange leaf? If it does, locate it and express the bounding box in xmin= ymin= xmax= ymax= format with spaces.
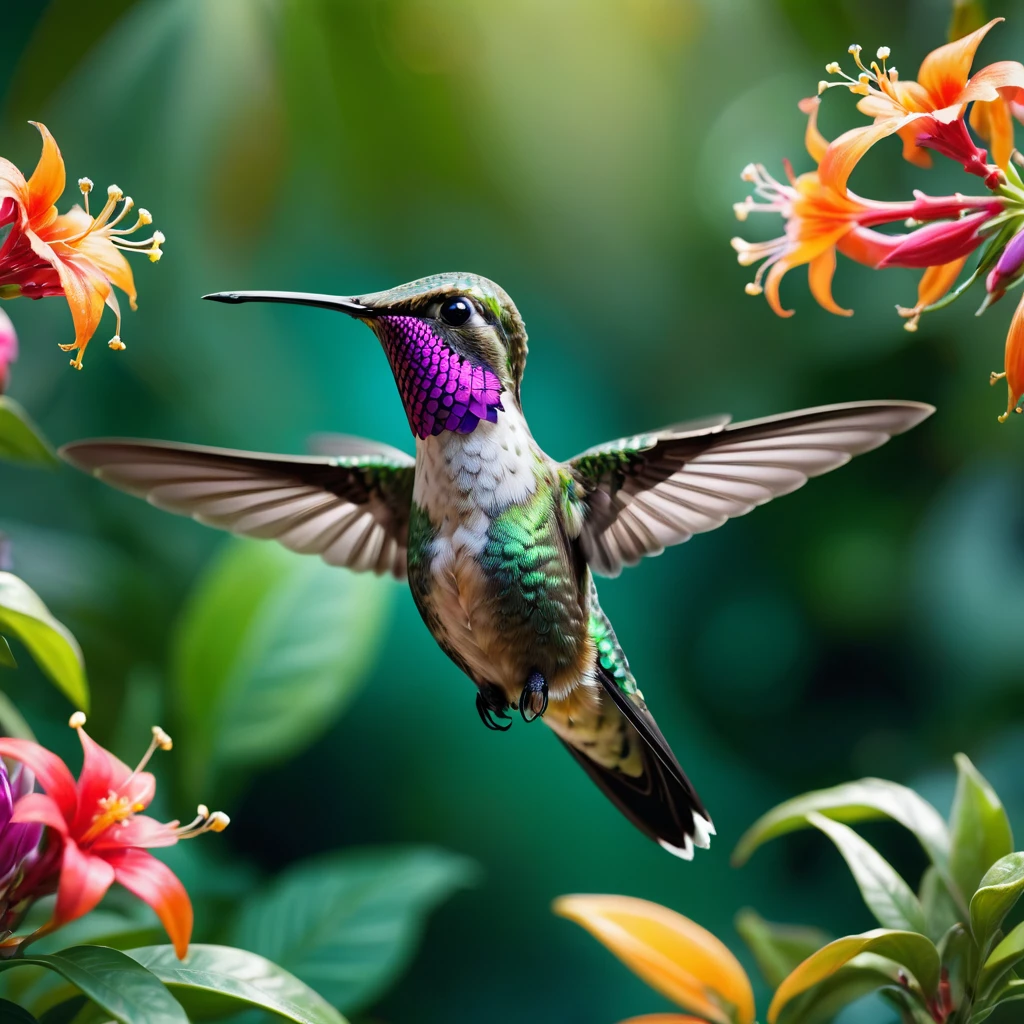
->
xmin=554 ymin=895 xmax=755 ymax=1024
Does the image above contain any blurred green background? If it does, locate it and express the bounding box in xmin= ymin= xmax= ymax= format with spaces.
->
xmin=2 ymin=0 xmax=1024 ymax=1020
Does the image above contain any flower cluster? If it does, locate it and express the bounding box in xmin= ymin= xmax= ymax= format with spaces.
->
xmin=732 ymin=19 xmax=1024 ymax=422
xmin=0 ymin=122 xmax=164 ymax=372
xmin=0 ymin=714 xmax=226 ymax=958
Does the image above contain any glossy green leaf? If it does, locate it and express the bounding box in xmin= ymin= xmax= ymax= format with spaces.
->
xmin=971 ymin=852 xmax=1024 ymax=951
xmin=949 ymin=754 xmax=1013 ymax=904
xmin=230 ymin=847 xmax=477 ymax=1013
xmin=127 ymin=944 xmax=347 ymax=1024
xmin=172 ymin=539 xmax=391 ymax=797
xmin=808 ymin=812 xmax=927 ymax=934
xmin=767 ymin=930 xmax=941 ymax=1023
xmin=0 ymin=636 xmax=16 ymax=668
xmin=919 ymin=866 xmax=962 ymax=943
xmin=734 ymin=909 xmax=831 ymax=989
xmin=0 ymin=997 xmax=40 ymax=1023
xmin=0 ymin=398 xmax=58 ymax=468
xmin=979 ymin=919 xmax=1024 ymax=994
xmin=0 ymin=945 xmax=187 ymax=1024
xmin=37 ymin=998 xmax=86 ymax=1024
xmin=776 ymin=956 xmax=904 ymax=1024
xmin=0 ymin=573 xmax=88 ymax=710
xmin=0 ymin=689 xmax=34 ymax=740
xmin=733 ymin=779 xmax=951 ymax=877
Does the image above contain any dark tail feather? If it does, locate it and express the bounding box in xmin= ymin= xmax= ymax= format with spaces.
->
xmin=556 ymin=667 xmax=714 ymax=860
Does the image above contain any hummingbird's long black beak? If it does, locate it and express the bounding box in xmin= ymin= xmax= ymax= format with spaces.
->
xmin=202 ymin=290 xmax=380 ymax=318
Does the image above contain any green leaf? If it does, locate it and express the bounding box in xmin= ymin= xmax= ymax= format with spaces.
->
xmin=0 ymin=398 xmax=58 ymax=469
xmin=0 ymin=636 xmax=16 ymax=668
xmin=0 ymin=945 xmax=187 ymax=1024
xmin=230 ymin=847 xmax=477 ymax=1013
xmin=734 ymin=909 xmax=831 ymax=989
xmin=776 ymin=956 xmax=904 ymax=1024
xmin=733 ymin=779 xmax=951 ymax=878
xmin=920 ymin=866 xmax=962 ymax=943
xmin=949 ymin=754 xmax=1013 ymax=904
xmin=949 ymin=0 xmax=988 ymax=42
xmin=971 ymin=852 xmax=1024 ymax=952
xmin=38 ymin=998 xmax=86 ymax=1024
xmin=172 ymin=539 xmax=391 ymax=797
xmin=0 ymin=997 xmax=40 ymax=1023
xmin=980 ymin=919 xmax=1024 ymax=995
xmin=808 ymin=812 xmax=927 ymax=934
xmin=767 ymin=930 xmax=941 ymax=1024
xmin=126 ymin=944 xmax=347 ymax=1024
xmin=0 ymin=573 xmax=88 ymax=710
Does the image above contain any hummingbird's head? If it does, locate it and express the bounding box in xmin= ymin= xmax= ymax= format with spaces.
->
xmin=204 ymin=272 xmax=528 ymax=441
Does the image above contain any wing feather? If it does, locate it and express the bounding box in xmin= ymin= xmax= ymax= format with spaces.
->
xmin=60 ymin=439 xmax=415 ymax=579
xmin=568 ymin=400 xmax=933 ymax=577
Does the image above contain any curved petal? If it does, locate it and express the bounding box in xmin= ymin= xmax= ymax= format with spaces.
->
xmin=554 ymin=896 xmax=754 ymax=1024
xmin=895 ymin=120 xmax=934 ymax=168
xmin=917 ymin=18 xmax=1003 ymax=108
xmin=878 ymin=211 xmax=990 ymax=268
xmin=109 ymin=848 xmax=192 ymax=959
xmin=798 ymin=96 xmax=829 ymax=164
xmin=23 ymin=123 xmax=66 ymax=228
xmin=955 ymin=61 xmax=1024 ymax=110
xmin=1000 ymin=291 xmax=1024 ymax=421
xmin=91 ymin=814 xmax=178 ymax=852
xmin=54 ymin=840 xmax=115 ymax=925
xmin=71 ymin=726 xmax=153 ymax=836
xmin=970 ymin=97 xmax=1015 ymax=168
xmin=0 ymin=739 xmax=77 ymax=817
xmin=918 ymin=257 xmax=969 ymax=308
xmin=620 ymin=1018 xmax=709 ymax=1024
xmin=837 ymin=226 xmax=906 ymax=267
xmin=819 ymin=115 xmax=920 ymax=192
xmin=12 ymin=792 xmax=70 ymax=836
xmin=807 ymin=248 xmax=852 ymax=316
xmin=764 ymin=228 xmax=848 ymax=317
xmin=75 ymin=234 xmax=137 ymax=309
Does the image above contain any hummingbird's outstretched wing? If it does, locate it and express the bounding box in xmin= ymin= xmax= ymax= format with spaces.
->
xmin=565 ymin=400 xmax=933 ymax=577
xmin=60 ymin=439 xmax=415 ymax=579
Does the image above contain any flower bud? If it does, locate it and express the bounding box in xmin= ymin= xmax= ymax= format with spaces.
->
xmin=0 ymin=308 xmax=17 ymax=394
xmin=985 ymin=227 xmax=1024 ymax=305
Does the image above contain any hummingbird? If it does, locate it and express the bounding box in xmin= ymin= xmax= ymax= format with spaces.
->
xmin=61 ymin=272 xmax=933 ymax=859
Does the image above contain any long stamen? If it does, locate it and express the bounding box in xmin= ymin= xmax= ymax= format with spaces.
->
xmin=176 ymin=805 xmax=230 ymax=839
xmin=104 ymin=196 xmax=134 ymax=231
xmin=78 ymin=178 xmax=93 ymax=216
xmin=110 ymin=208 xmax=152 ymax=236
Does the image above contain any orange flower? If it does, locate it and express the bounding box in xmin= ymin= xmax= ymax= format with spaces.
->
xmin=818 ymin=20 xmax=1024 ymax=191
xmin=992 ymin=291 xmax=1024 ymax=422
xmin=732 ymin=98 xmax=999 ymax=318
xmin=554 ymin=895 xmax=756 ymax=1024
xmin=0 ymin=122 xmax=164 ymax=370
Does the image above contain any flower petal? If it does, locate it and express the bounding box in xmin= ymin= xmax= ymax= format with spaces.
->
xmin=917 ymin=18 xmax=1003 ymax=108
xmin=74 ymin=234 xmax=137 ymax=310
xmin=1000 ymin=291 xmax=1024 ymax=421
xmin=0 ymin=739 xmax=77 ymax=818
xmin=955 ymin=60 xmax=1024 ymax=110
xmin=70 ymin=725 xmax=150 ymax=837
xmin=91 ymin=814 xmax=178 ymax=852
xmin=108 ymin=848 xmax=192 ymax=959
xmin=0 ymin=307 xmax=17 ymax=392
xmin=970 ymin=97 xmax=1015 ymax=169
xmin=23 ymin=123 xmax=66 ymax=228
xmin=807 ymin=248 xmax=852 ymax=316
xmin=554 ymin=895 xmax=754 ymax=1024
xmin=620 ymin=1017 xmax=710 ymax=1024
xmin=837 ymin=226 xmax=906 ymax=267
xmin=54 ymin=840 xmax=115 ymax=926
xmin=798 ymin=96 xmax=828 ymax=165
xmin=819 ymin=115 xmax=920 ymax=193
xmin=878 ymin=211 xmax=991 ymax=269
xmin=12 ymin=792 xmax=70 ymax=836
xmin=918 ymin=257 xmax=969 ymax=308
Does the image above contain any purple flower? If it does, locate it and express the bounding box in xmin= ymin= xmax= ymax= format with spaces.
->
xmin=0 ymin=308 xmax=16 ymax=393
xmin=986 ymin=229 xmax=1024 ymax=303
xmin=0 ymin=763 xmax=41 ymax=889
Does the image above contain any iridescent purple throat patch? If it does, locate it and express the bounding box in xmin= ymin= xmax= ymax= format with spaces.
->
xmin=375 ymin=315 xmax=504 ymax=439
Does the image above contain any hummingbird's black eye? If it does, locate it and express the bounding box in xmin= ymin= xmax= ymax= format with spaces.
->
xmin=439 ymin=296 xmax=473 ymax=327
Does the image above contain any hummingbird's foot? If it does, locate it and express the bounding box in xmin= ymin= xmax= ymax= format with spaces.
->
xmin=519 ymin=671 xmax=548 ymax=723
xmin=476 ymin=684 xmax=512 ymax=732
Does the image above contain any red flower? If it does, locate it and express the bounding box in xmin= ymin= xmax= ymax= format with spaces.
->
xmin=0 ymin=714 xmax=226 ymax=958
xmin=0 ymin=122 xmax=164 ymax=370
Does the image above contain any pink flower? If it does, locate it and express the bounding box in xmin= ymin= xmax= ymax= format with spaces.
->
xmin=0 ymin=308 xmax=16 ymax=393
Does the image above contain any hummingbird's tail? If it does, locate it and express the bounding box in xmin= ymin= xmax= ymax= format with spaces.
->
xmin=543 ymin=592 xmax=713 ymax=859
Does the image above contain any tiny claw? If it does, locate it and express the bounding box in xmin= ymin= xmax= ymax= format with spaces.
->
xmin=476 ymin=686 xmax=512 ymax=732
xmin=519 ymin=671 xmax=548 ymax=723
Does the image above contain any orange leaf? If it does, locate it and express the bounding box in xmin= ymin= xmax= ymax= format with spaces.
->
xmin=554 ymin=895 xmax=755 ymax=1024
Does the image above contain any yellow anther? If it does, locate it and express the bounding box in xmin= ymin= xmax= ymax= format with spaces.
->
xmin=888 ymin=67 xmax=899 ymax=81
xmin=107 ymin=184 xmax=123 ymax=201
xmin=998 ymin=411 xmax=1009 ymax=423
xmin=876 ymin=46 xmax=890 ymax=60
xmin=69 ymin=711 xmax=87 ymax=729
xmin=151 ymin=725 xmax=172 ymax=750
xmin=818 ymin=80 xmax=828 ymax=95
xmin=825 ymin=61 xmax=841 ymax=74
xmin=208 ymin=812 xmax=230 ymax=832
xmin=740 ymin=163 xmax=757 ymax=182
xmin=991 ymin=371 xmax=1007 ymax=383
xmin=848 ymin=44 xmax=862 ymax=55
xmin=733 ymin=201 xmax=750 ymax=222
xmin=858 ymin=72 xmax=871 ymax=85
xmin=78 ymin=177 xmax=93 ymax=195
xmin=197 ymin=804 xmax=210 ymax=818
xmin=148 ymin=247 xmax=163 ymax=263
xmin=744 ymin=282 xmax=763 ymax=296
xmin=108 ymin=336 xmax=126 ymax=351
xmin=137 ymin=208 xmax=152 ymax=226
